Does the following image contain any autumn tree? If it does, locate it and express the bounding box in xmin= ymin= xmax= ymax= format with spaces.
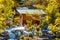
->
xmin=34 ymin=0 xmax=60 ymax=24
xmin=0 ymin=0 xmax=17 ymax=30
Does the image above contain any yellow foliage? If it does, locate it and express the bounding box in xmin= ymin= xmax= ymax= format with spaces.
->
xmin=0 ymin=0 xmax=3 ymax=2
xmin=0 ymin=0 xmax=16 ymax=29
xmin=0 ymin=17 xmax=6 ymax=21
xmin=14 ymin=17 xmax=20 ymax=21
xmin=49 ymin=24 xmax=60 ymax=34
xmin=49 ymin=25 xmax=57 ymax=32
xmin=24 ymin=37 xmax=29 ymax=40
xmin=46 ymin=0 xmax=58 ymax=13
xmin=0 ymin=29 xmax=4 ymax=34
xmin=35 ymin=30 xmax=40 ymax=35
xmin=36 ymin=4 xmax=46 ymax=10
xmin=56 ymin=13 xmax=60 ymax=17
xmin=55 ymin=17 xmax=60 ymax=25
xmin=29 ymin=25 xmax=34 ymax=30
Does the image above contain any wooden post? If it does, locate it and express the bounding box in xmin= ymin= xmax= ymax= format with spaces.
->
xmin=20 ymin=14 xmax=23 ymax=26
